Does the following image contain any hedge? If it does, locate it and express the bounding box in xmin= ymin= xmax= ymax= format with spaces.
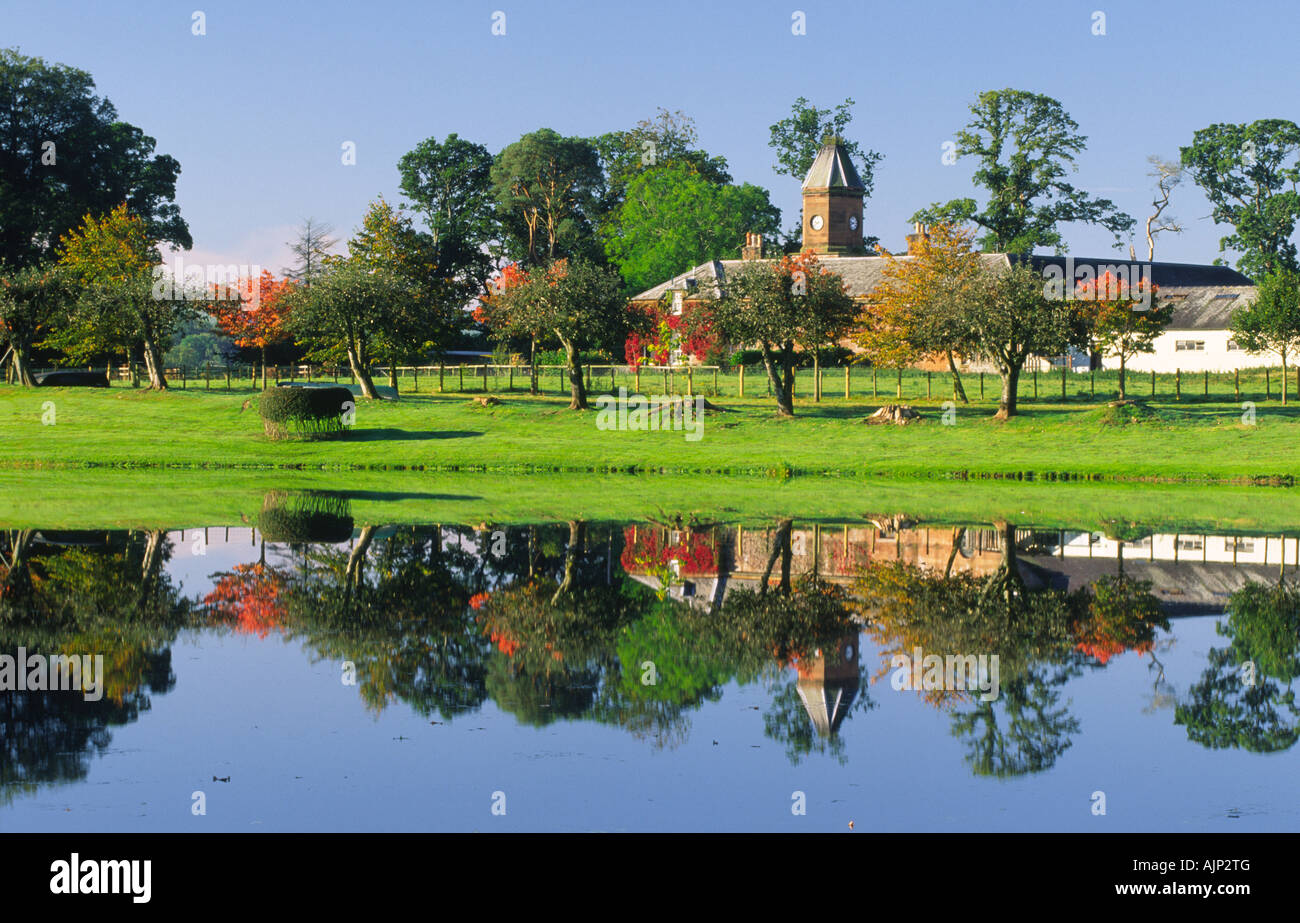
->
xmin=257 ymin=491 xmax=354 ymax=544
xmin=258 ymin=385 xmax=353 ymax=439
xmin=35 ymin=370 xmax=109 ymax=387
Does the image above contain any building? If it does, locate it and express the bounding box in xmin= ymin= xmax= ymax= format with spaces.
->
xmin=629 ymin=137 xmax=1263 ymax=372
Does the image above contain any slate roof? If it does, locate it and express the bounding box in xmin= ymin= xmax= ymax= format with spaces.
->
xmin=801 ymin=139 xmax=865 ymax=191
xmin=631 ymin=252 xmax=1257 ymax=331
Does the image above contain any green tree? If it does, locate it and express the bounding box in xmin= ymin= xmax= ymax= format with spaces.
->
xmin=0 ymin=48 xmax=190 ymax=268
xmin=398 ymin=133 xmax=497 ymax=295
xmin=1076 ymin=272 xmax=1172 ymax=401
xmin=1180 ymin=119 xmax=1300 ymax=280
xmin=1229 ymin=268 xmax=1300 ymax=404
xmin=0 ymin=262 xmax=70 ymax=385
xmin=913 ymin=89 xmax=1134 ymax=254
xmin=480 ymin=258 xmax=628 ymax=410
xmin=705 ymin=252 xmax=856 ymax=416
xmin=491 ymin=129 xmax=604 ymax=266
xmin=601 ymin=162 xmax=781 ymax=294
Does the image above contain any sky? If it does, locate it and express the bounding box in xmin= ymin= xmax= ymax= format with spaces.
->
xmin=4 ymin=0 xmax=1298 ymax=275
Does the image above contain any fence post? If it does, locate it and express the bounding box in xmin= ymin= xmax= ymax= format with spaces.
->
xmin=611 ymin=366 xmax=616 ymax=393
xmin=1204 ymin=370 xmax=1208 ymax=397
xmin=1176 ymin=368 xmax=1181 ymax=400
xmin=979 ymin=371 xmax=983 ymax=399
xmin=482 ymin=363 xmax=488 ymax=392
xmin=1061 ymin=363 xmax=1066 ymax=400
xmin=713 ymin=367 xmax=718 ymax=395
xmin=181 ymin=368 xmax=186 ymax=389
xmin=635 ymin=364 xmax=641 ymax=393
xmin=738 ymin=364 xmax=744 ymax=397
xmin=1151 ymin=368 xmax=1156 ymax=397
xmin=459 ymin=364 xmax=464 ymax=391
xmin=225 ymin=367 xmax=231 ymax=390
xmin=927 ymin=370 xmax=932 ymax=399
xmin=687 ymin=366 xmax=694 ymax=395
xmin=663 ymin=368 xmax=669 ymax=394
xmin=896 ymin=367 xmax=902 ymax=399
xmin=844 ymin=365 xmax=850 ymax=400
xmin=1266 ymin=367 xmax=1271 ymax=400
xmin=872 ymin=366 xmax=877 ymax=398
xmin=1033 ymin=368 xmax=1037 ymax=399
xmin=1090 ymin=368 xmax=1094 ymax=397
xmin=1235 ymin=368 xmax=1240 ymax=399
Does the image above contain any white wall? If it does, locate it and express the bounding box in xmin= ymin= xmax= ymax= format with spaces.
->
xmin=1102 ymin=329 xmax=1270 ymax=373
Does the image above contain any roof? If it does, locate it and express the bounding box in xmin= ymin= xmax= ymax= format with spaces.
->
xmin=801 ymin=139 xmax=865 ymax=192
xmin=630 ymin=252 xmax=1257 ymax=331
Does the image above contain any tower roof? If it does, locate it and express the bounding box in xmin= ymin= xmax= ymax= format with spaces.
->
xmin=801 ymin=137 xmax=865 ymax=192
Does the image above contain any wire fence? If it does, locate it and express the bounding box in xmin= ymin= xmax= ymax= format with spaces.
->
xmin=20 ymin=361 xmax=1300 ymax=404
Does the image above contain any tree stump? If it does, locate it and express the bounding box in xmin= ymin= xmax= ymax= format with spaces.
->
xmin=864 ymin=404 xmax=922 ymax=425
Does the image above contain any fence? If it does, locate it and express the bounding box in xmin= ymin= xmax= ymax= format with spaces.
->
xmin=24 ymin=361 xmax=1300 ymax=405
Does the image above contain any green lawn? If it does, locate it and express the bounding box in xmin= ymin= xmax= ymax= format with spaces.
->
xmin=2 ymin=381 xmax=1298 ymax=482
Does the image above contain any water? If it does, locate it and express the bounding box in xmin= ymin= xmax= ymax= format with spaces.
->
xmin=1 ymin=511 xmax=1295 ymax=831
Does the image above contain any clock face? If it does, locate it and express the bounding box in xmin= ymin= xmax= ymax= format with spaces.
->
xmin=809 ymin=214 xmax=824 ymax=231
xmin=849 ymin=216 xmax=859 ymax=230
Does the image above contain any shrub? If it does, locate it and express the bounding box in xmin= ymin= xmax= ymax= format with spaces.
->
xmin=35 ymin=370 xmax=109 ymax=387
xmin=258 ymin=384 xmax=353 ymax=439
xmin=258 ymin=491 xmax=354 ymax=544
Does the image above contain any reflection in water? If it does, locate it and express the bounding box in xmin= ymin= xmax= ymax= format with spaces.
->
xmin=3 ymin=510 xmax=1300 ymax=806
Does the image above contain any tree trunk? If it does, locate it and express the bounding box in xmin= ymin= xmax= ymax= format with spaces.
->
xmin=388 ymin=356 xmax=399 ymax=398
xmin=1282 ymin=353 xmax=1289 ymax=406
xmin=346 ymin=344 xmax=379 ymax=399
xmin=141 ymin=335 xmax=168 ymax=389
xmin=552 ymin=519 xmax=586 ymax=603
xmin=759 ymin=343 xmax=795 ymax=416
xmin=812 ymin=349 xmax=820 ymax=403
xmin=946 ymin=349 xmax=968 ymax=403
xmin=995 ymin=363 xmax=1021 ymax=420
xmin=560 ymin=336 xmax=587 ymax=410
xmin=1117 ymin=352 xmax=1127 ymax=401
xmin=9 ymin=342 xmax=36 ymax=387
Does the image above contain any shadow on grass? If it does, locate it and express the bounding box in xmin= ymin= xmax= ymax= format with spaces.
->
xmin=345 ymin=428 xmax=484 ymax=441
xmin=318 ymin=490 xmax=482 ymax=502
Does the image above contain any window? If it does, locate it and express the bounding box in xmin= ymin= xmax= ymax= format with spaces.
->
xmin=1213 ymin=293 xmax=1240 ymax=300
xmin=1227 ymin=339 xmax=1240 ymax=351
xmin=1178 ymin=537 xmax=1203 ymax=551
xmin=1175 ymin=340 xmax=1205 ymax=351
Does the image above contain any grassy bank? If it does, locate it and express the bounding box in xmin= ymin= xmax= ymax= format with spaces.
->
xmin=2 ymin=383 xmax=1298 ymax=482
xmin=3 ymin=468 xmax=1300 ymax=533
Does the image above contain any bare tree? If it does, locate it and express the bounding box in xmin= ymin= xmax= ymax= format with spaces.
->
xmin=1145 ymin=156 xmax=1185 ymax=261
xmin=284 ymin=217 xmax=338 ymax=287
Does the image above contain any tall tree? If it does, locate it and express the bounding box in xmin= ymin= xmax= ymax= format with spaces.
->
xmin=706 ymin=252 xmax=856 ymax=417
xmin=601 ymin=163 xmax=781 ymax=294
xmin=282 ymin=218 xmax=337 ymax=287
xmin=0 ymin=48 xmax=190 ymax=268
xmin=1229 ymin=268 xmax=1300 ymax=405
xmin=1144 ymin=156 xmax=1185 ymax=261
xmin=1180 ymin=119 xmax=1300 ymax=280
xmin=913 ymin=89 xmax=1134 ymax=254
xmin=53 ymin=203 xmax=193 ymax=388
xmin=490 ymin=129 xmax=604 ymax=266
xmin=479 ymin=258 xmax=628 ymax=410
xmin=397 ymin=133 xmax=497 ymax=295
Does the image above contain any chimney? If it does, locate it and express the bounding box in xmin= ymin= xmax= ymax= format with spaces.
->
xmin=741 ymin=232 xmax=764 ymax=261
xmin=905 ymin=222 xmax=928 ymax=256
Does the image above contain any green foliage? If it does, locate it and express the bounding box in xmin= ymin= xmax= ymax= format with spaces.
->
xmin=1180 ymin=119 xmax=1300 ymax=279
xmin=1230 ymin=268 xmax=1300 ymax=380
xmin=256 ymin=491 xmax=355 ymax=543
xmin=0 ymin=47 xmax=189 ymax=268
xmin=257 ymin=386 xmax=353 ymax=439
xmin=768 ymin=96 xmax=881 ymax=187
xmin=912 ymin=89 xmax=1134 ymax=254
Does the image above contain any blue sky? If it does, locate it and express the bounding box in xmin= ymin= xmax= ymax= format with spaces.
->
xmin=4 ymin=0 xmax=1297 ymax=274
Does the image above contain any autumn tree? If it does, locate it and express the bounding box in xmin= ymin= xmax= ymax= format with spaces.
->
xmin=1073 ymin=271 xmax=1170 ymax=401
xmin=53 ymin=203 xmax=194 ymax=388
xmin=206 ymin=270 xmax=296 ymax=390
xmin=479 ymin=258 xmax=628 ymax=410
xmin=1229 ymin=268 xmax=1300 ymax=404
xmin=706 ymin=253 xmax=856 ymax=416
xmin=913 ymin=89 xmax=1134 ymax=254
xmin=855 ymin=223 xmax=981 ymax=402
xmin=0 ymin=262 xmax=70 ymax=385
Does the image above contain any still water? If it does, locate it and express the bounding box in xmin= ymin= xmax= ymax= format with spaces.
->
xmin=1 ymin=500 xmax=1296 ymax=831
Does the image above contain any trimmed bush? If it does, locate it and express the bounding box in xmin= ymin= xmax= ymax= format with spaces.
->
xmin=258 ymin=385 xmax=353 ymax=439
xmin=35 ymin=370 xmax=109 ymax=387
xmin=258 ymin=491 xmax=354 ymax=544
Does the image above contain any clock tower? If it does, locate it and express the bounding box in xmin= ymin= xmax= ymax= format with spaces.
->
xmin=800 ymin=136 xmax=866 ymax=256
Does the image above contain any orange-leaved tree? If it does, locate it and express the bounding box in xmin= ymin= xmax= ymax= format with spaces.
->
xmin=1075 ymin=271 xmax=1168 ymax=401
xmin=206 ymin=270 xmax=297 ymax=389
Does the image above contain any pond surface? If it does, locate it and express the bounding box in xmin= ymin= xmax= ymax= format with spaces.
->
xmin=1 ymin=507 xmax=1296 ymax=831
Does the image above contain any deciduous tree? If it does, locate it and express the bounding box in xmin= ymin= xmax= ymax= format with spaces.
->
xmin=1229 ymin=268 xmax=1300 ymax=404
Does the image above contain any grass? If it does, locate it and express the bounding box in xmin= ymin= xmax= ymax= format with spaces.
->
xmin=5 ymin=467 xmax=1300 ymax=533
xmin=3 ymin=381 xmax=1300 ymax=482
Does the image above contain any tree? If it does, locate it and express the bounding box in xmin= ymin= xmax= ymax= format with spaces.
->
xmin=912 ymin=89 xmax=1134 ymax=254
xmin=53 ymin=203 xmax=193 ymax=388
xmin=1230 ymin=268 xmax=1300 ymax=404
xmin=769 ymin=97 xmax=881 ymax=250
xmin=0 ymin=262 xmax=69 ymax=385
xmin=397 ymin=134 xmax=497 ymax=295
xmin=206 ymin=270 xmax=296 ymax=390
xmin=855 ymin=223 xmax=980 ymax=402
xmin=965 ymin=260 xmax=1078 ymax=418
xmin=1180 ymin=119 xmax=1300 ymax=279
xmin=479 ymin=258 xmax=628 ymax=409
xmin=1076 ymin=271 xmax=1171 ymax=401
xmin=1144 ymin=156 xmax=1185 ymax=261
xmin=491 ymin=129 xmax=604 ymax=266
xmin=707 ymin=252 xmax=856 ymax=416
xmin=0 ymin=48 xmax=190 ymax=268
xmin=282 ymin=218 xmax=337 ymax=287
xmin=601 ymin=163 xmax=781 ymax=294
